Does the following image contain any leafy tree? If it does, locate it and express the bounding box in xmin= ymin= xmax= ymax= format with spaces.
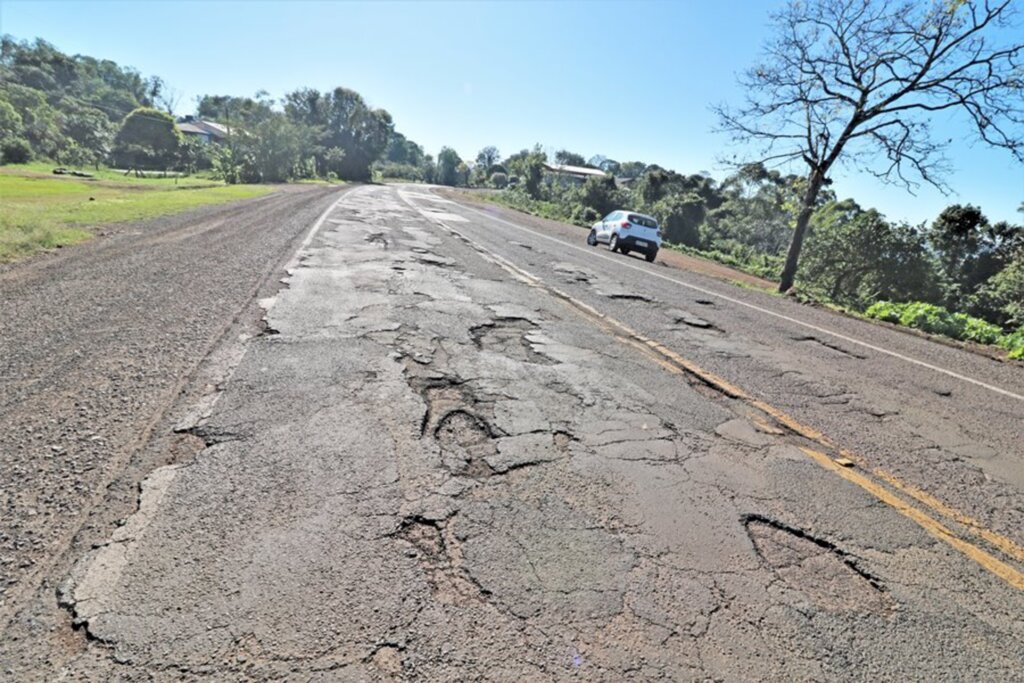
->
xmin=112 ymin=106 xmax=181 ymax=169
xmin=973 ymin=249 xmax=1024 ymax=327
xmin=436 ymin=146 xmax=463 ymax=186
xmin=505 ymin=146 xmax=546 ymax=198
xmin=384 ymin=131 xmax=425 ymax=166
xmin=284 ymin=86 xmax=392 ymax=181
xmin=717 ymin=0 xmax=1024 ymax=292
xmin=554 ymin=149 xmax=588 ymax=167
xmin=801 ymin=201 xmax=940 ymax=307
xmin=654 ymin=194 xmax=705 ymax=247
xmin=59 ymin=102 xmax=114 ymax=167
xmin=196 ymin=93 xmax=274 ymax=127
xmin=573 ymin=174 xmax=621 ymax=218
xmin=475 ymin=145 xmax=501 ymax=172
xmin=1 ymin=137 xmax=32 ymax=163
xmin=0 ymin=95 xmax=22 ymax=138
xmin=617 ymin=161 xmax=647 ymax=178
xmin=929 ymin=204 xmax=1024 ymax=307
xmin=248 ymin=113 xmax=310 ymax=182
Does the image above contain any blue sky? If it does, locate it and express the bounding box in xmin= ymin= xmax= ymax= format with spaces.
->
xmin=2 ymin=0 xmax=1022 ymax=225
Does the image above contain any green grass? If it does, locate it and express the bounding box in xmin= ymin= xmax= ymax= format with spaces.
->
xmin=0 ymin=165 xmax=275 ymax=261
xmin=15 ymin=161 xmax=222 ymax=187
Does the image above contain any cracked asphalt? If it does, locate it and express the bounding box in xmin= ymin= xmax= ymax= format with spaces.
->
xmin=4 ymin=184 xmax=1024 ymax=680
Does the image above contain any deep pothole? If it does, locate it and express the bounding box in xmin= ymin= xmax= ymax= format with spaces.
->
xmin=469 ymin=317 xmax=555 ymax=365
xmin=744 ymin=515 xmax=893 ymax=614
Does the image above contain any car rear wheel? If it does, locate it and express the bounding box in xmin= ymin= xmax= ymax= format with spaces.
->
xmin=609 ymin=234 xmax=620 ymax=253
xmin=587 ymin=231 xmax=597 ymax=246
xmin=645 ymin=249 xmax=658 ymax=263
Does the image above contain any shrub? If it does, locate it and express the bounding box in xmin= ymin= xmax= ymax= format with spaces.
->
xmin=1 ymin=137 xmax=32 ymax=164
xmin=998 ymin=328 xmax=1024 ymax=359
xmin=864 ymin=301 xmax=902 ymax=323
xmin=865 ymin=300 xmax=1012 ymax=349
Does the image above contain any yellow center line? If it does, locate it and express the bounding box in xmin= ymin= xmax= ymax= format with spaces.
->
xmin=800 ymin=447 xmax=1024 ymax=591
xmin=402 ymin=193 xmax=1024 ymax=591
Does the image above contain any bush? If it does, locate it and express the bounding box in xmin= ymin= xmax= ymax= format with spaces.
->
xmin=865 ymin=300 xmax=1011 ymax=349
xmin=1 ymin=137 xmax=32 ymax=164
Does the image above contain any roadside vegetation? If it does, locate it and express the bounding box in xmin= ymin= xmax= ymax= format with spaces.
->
xmin=0 ymin=166 xmax=272 ymax=261
xmin=2 ymin=2 xmax=1022 ymax=357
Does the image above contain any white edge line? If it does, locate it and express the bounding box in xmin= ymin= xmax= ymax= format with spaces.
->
xmin=428 ymin=194 xmax=1022 ymax=402
xmin=284 ymin=186 xmax=358 ymax=272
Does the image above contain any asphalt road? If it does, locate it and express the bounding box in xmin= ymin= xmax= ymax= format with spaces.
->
xmin=3 ymin=183 xmax=1023 ymax=680
xmin=0 ymin=184 xmax=346 ymax=677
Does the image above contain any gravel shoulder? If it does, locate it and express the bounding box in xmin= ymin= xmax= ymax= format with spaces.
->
xmin=0 ymin=184 xmax=346 ymax=670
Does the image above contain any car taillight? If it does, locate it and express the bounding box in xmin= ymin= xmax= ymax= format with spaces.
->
xmin=620 ymin=221 xmax=631 ymax=229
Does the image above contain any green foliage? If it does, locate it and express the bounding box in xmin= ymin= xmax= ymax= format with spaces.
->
xmin=653 ymin=193 xmax=704 ymax=247
xmin=864 ymin=301 xmax=1008 ymax=346
xmin=196 ymin=93 xmax=274 ymax=127
xmin=572 ymin=174 xmax=621 ymax=218
xmin=972 ymin=250 xmax=1024 ymax=327
xmin=436 ymin=147 xmax=464 ymax=186
xmin=384 ymin=132 xmax=425 ymax=167
xmin=503 ymin=147 xmax=546 ymax=199
xmin=283 ymin=87 xmax=392 ymax=181
xmin=554 ymin=150 xmax=588 ymax=167
xmin=1 ymin=137 xmax=32 ymax=163
xmin=375 ymin=161 xmax=423 ymax=181
xmin=997 ymin=328 xmax=1024 ymax=359
xmin=112 ymin=107 xmax=181 ymax=169
xmin=800 ymin=201 xmax=941 ymax=308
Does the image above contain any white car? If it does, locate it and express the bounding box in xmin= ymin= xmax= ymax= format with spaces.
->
xmin=586 ymin=210 xmax=662 ymax=262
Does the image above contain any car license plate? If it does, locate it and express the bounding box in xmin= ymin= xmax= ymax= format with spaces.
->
xmin=635 ymin=240 xmax=648 ymax=248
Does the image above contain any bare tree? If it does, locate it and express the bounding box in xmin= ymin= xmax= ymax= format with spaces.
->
xmin=716 ymin=0 xmax=1024 ymax=292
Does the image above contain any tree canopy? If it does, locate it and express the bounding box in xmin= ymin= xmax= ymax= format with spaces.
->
xmin=717 ymin=0 xmax=1024 ymax=291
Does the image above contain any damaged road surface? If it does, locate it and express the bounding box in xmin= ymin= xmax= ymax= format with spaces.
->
xmin=46 ymin=186 xmax=1024 ymax=679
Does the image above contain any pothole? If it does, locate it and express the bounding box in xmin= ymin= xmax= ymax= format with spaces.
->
xmin=395 ymin=515 xmax=487 ymax=605
xmin=744 ymin=515 xmax=892 ymax=614
xmin=470 ymin=317 xmax=555 ymax=364
xmin=435 ymin=410 xmax=498 ymax=478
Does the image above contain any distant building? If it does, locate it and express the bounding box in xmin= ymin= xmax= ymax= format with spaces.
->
xmin=542 ymin=162 xmax=608 ymax=186
xmin=176 ymin=116 xmax=231 ymax=144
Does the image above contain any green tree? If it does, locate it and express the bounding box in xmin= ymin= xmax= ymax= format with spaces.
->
xmin=112 ymin=107 xmax=181 ymax=170
xmin=505 ymin=146 xmax=546 ymax=198
xmin=284 ymin=87 xmax=392 ymax=180
xmin=436 ymin=146 xmax=463 ymax=186
xmin=973 ymin=250 xmax=1024 ymax=327
xmin=554 ymin=150 xmax=588 ymax=167
xmin=929 ymin=205 xmax=1023 ymax=308
xmin=801 ymin=201 xmax=940 ymax=308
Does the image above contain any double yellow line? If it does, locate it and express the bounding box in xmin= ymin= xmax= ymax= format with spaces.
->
xmin=405 ymin=194 xmax=1024 ymax=592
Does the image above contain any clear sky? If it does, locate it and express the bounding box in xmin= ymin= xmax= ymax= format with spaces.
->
xmin=2 ymin=0 xmax=1022 ymax=226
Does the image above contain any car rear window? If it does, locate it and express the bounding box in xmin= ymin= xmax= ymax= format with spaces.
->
xmin=628 ymin=214 xmax=658 ymax=228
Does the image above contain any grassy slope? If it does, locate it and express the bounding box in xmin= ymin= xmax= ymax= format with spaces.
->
xmin=0 ymin=164 xmax=275 ymax=262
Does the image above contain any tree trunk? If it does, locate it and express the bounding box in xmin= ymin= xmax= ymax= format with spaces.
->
xmin=778 ymin=170 xmax=825 ymax=293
